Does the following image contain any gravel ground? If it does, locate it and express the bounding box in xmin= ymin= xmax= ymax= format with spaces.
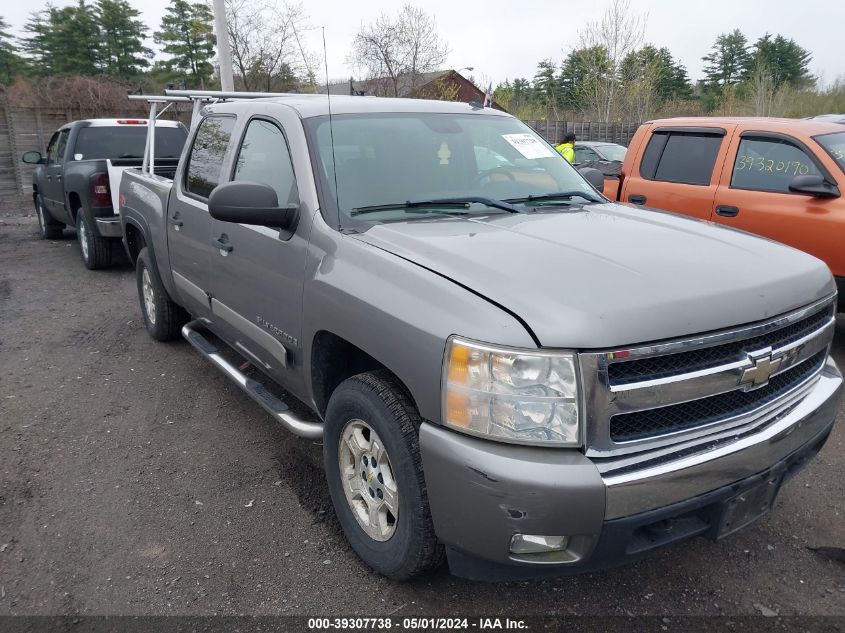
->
xmin=0 ymin=209 xmax=843 ymax=617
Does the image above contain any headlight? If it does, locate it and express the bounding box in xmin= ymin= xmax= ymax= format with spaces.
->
xmin=442 ymin=337 xmax=581 ymax=446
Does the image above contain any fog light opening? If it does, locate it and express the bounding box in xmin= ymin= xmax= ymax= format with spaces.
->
xmin=509 ymin=534 xmax=569 ymax=555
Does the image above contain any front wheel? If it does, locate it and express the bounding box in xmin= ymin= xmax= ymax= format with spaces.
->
xmin=76 ymin=212 xmax=112 ymax=270
xmin=35 ymin=195 xmax=64 ymax=240
xmin=324 ymin=370 xmax=444 ymax=580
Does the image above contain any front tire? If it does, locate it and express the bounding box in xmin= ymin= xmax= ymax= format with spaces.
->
xmin=324 ymin=370 xmax=444 ymax=580
xmin=35 ymin=195 xmax=64 ymax=240
xmin=136 ymin=247 xmax=188 ymax=342
xmin=76 ymin=212 xmax=112 ymax=269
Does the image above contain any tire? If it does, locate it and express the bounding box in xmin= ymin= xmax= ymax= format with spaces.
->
xmin=34 ymin=194 xmax=64 ymax=240
xmin=76 ymin=212 xmax=112 ymax=270
xmin=136 ymin=247 xmax=188 ymax=342
xmin=324 ymin=370 xmax=444 ymax=580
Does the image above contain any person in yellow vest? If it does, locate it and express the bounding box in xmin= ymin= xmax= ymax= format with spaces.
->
xmin=555 ymin=132 xmax=576 ymax=164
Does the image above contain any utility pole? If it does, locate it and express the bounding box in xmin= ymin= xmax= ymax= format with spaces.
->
xmin=212 ymin=0 xmax=234 ymax=91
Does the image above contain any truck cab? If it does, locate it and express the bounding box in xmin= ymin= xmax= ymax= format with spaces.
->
xmin=617 ymin=117 xmax=845 ymax=307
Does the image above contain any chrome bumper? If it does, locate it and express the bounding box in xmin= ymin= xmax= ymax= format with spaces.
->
xmin=603 ymin=358 xmax=842 ymax=518
xmin=94 ymin=216 xmax=122 ymax=238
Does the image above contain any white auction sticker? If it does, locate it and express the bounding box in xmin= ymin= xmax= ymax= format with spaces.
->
xmin=501 ymin=133 xmax=556 ymax=159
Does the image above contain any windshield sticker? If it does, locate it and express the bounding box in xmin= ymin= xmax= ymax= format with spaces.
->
xmin=438 ymin=141 xmax=451 ymax=165
xmin=502 ymin=133 xmax=555 ymax=159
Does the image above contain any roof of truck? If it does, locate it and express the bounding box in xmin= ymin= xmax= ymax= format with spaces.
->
xmin=206 ymin=95 xmax=513 ymax=119
xmin=645 ymin=116 xmax=843 ymax=135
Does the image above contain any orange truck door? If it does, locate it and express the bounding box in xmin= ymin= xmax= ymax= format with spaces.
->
xmin=711 ymin=131 xmax=844 ymax=277
xmin=621 ymin=125 xmax=735 ymax=220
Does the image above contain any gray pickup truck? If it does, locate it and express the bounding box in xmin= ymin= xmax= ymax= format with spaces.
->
xmin=22 ymin=118 xmax=187 ymax=269
xmin=119 ymin=91 xmax=842 ymax=581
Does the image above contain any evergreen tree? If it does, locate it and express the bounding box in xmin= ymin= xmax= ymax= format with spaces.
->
xmin=751 ymin=33 xmax=813 ymax=88
xmin=0 ymin=16 xmax=28 ymax=85
xmin=154 ymin=0 xmax=215 ymax=87
xmin=702 ymin=29 xmax=751 ymax=86
xmin=22 ymin=2 xmax=101 ymax=76
xmin=532 ymin=58 xmax=560 ymax=117
xmin=96 ymin=0 xmax=153 ymax=79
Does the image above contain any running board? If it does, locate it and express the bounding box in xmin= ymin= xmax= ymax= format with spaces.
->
xmin=181 ymin=321 xmax=323 ymax=439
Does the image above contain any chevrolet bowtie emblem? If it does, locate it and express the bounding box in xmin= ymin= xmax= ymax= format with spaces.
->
xmin=739 ymin=349 xmax=783 ymax=390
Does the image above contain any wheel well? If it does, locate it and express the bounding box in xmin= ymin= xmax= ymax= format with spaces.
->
xmin=68 ymin=192 xmax=82 ymax=222
xmin=124 ymin=223 xmax=146 ymax=265
xmin=311 ymin=331 xmax=415 ymax=418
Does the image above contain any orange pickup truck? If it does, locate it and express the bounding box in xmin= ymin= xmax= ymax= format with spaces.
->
xmin=616 ymin=117 xmax=845 ymax=307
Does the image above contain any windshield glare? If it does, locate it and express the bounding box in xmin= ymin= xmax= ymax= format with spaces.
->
xmin=310 ymin=113 xmax=599 ymax=221
xmin=815 ymin=132 xmax=845 ymax=174
xmin=596 ymin=144 xmax=627 ymax=162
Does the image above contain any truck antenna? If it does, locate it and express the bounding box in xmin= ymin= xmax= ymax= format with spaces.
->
xmin=322 ymin=27 xmax=342 ymax=229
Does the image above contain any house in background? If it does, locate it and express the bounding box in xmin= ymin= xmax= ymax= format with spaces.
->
xmin=320 ymin=69 xmax=506 ymax=111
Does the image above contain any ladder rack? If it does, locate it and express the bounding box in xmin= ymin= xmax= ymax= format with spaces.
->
xmin=128 ymin=90 xmax=319 ymax=175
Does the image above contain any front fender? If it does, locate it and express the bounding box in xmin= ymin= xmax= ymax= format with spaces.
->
xmin=301 ymin=222 xmax=537 ymax=423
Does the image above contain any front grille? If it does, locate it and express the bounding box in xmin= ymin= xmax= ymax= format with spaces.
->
xmin=608 ymin=305 xmax=834 ymax=386
xmin=609 ymin=349 xmax=826 ymax=442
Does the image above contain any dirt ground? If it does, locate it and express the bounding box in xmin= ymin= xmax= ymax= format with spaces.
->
xmin=0 ymin=208 xmax=843 ymax=617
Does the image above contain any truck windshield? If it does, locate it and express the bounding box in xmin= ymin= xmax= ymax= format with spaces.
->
xmin=307 ymin=113 xmax=601 ymax=223
xmin=74 ymin=125 xmax=187 ymax=160
xmin=815 ymin=132 xmax=845 ymax=174
xmin=595 ymin=144 xmax=627 ymax=162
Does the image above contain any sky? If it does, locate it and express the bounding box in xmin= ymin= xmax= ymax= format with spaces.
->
xmin=4 ymin=0 xmax=845 ymax=87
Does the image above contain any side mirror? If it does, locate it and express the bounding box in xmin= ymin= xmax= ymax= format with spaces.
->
xmin=578 ymin=166 xmax=605 ymax=194
xmin=788 ymin=174 xmax=840 ymax=199
xmin=22 ymin=151 xmax=44 ymax=165
xmin=208 ymin=181 xmax=298 ymax=230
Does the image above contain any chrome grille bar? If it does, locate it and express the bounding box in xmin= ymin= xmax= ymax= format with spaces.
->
xmin=579 ymin=294 xmax=836 ymax=458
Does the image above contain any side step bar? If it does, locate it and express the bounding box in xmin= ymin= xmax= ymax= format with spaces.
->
xmin=181 ymin=321 xmax=324 ymax=439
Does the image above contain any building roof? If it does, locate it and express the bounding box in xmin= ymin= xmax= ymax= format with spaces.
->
xmin=320 ymin=70 xmax=451 ymax=97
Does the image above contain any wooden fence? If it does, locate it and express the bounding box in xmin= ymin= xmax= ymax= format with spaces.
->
xmin=0 ymin=103 xmax=192 ymax=207
xmin=0 ymin=105 xmax=641 ymax=207
xmin=525 ymin=120 xmax=640 ymax=146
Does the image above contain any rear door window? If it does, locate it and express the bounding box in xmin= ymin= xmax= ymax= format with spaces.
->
xmin=731 ymin=137 xmax=821 ymax=193
xmin=640 ymin=131 xmax=723 ymax=185
xmin=185 ymin=116 xmax=236 ymax=199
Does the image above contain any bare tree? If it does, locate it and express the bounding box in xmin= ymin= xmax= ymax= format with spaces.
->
xmin=576 ymin=0 xmax=646 ymax=122
xmin=746 ymin=62 xmax=790 ymax=116
xmin=225 ymin=0 xmax=316 ymax=92
xmin=349 ymin=5 xmax=449 ymax=97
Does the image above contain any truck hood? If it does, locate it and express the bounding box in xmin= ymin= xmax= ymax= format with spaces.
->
xmin=353 ymin=203 xmax=834 ymax=348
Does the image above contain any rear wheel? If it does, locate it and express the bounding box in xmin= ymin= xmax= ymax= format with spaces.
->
xmin=76 ymin=212 xmax=112 ymax=270
xmin=136 ymin=247 xmax=188 ymax=341
xmin=35 ymin=194 xmax=64 ymax=239
xmin=324 ymin=370 xmax=444 ymax=580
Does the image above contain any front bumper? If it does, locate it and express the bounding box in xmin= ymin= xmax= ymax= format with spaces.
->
xmin=94 ymin=216 xmax=122 ymax=238
xmin=419 ymin=359 xmax=842 ymax=580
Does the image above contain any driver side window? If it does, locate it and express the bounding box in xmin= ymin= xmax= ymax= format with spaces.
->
xmin=731 ymin=137 xmax=821 ymax=194
xmin=45 ymin=132 xmax=60 ymax=164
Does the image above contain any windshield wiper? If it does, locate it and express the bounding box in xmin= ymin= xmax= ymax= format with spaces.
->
xmin=351 ymin=196 xmax=523 ymax=217
xmin=505 ymin=190 xmax=604 ymax=205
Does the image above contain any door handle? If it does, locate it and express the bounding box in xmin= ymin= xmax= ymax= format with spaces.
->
xmin=715 ymin=205 xmax=739 ymax=217
xmin=628 ymin=194 xmax=646 ymax=205
xmin=56 ymin=175 xmax=62 ymax=181
xmin=46 ymin=175 xmax=52 ymax=181
xmin=169 ymin=216 xmax=183 ymax=227
xmin=212 ymin=236 xmax=233 ymax=253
